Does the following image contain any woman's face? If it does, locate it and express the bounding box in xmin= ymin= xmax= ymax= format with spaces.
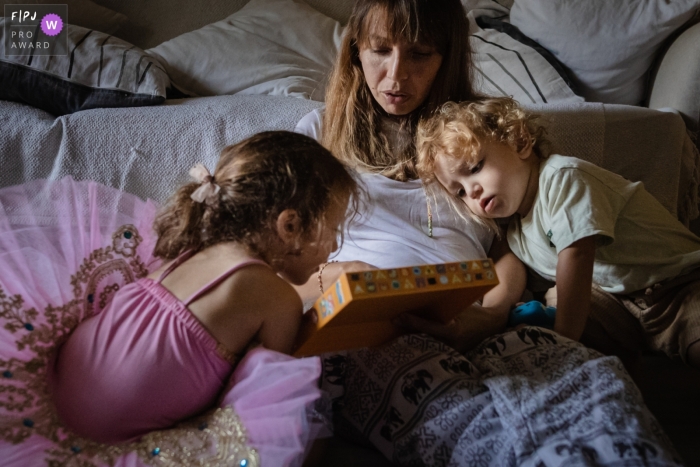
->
xmin=358 ymin=23 xmax=443 ymax=116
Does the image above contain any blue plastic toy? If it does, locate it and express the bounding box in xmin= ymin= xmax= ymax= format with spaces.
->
xmin=508 ymin=301 xmax=556 ymax=329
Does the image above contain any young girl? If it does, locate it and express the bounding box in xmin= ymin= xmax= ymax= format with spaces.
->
xmin=0 ymin=131 xmax=357 ymax=466
xmin=416 ymin=97 xmax=700 ymax=369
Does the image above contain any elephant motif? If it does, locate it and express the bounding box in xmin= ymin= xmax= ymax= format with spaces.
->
xmin=482 ymin=336 xmax=506 ymax=356
xmin=439 ymin=356 xmax=473 ymax=375
xmin=380 ymin=406 xmax=405 ymax=441
xmin=401 ymin=369 xmax=433 ymax=405
xmin=555 ymin=443 xmax=598 ymax=461
xmin=323 ymin=354 xmax=346 ymax=385
xmin=517 ymin=327 xmax=557 ymax=346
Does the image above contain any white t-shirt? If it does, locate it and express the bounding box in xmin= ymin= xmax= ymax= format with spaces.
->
xmin=295 ymin=109 xmax=493 ymax=269
xmin=507 ymin=154 xmax=700 ymax=294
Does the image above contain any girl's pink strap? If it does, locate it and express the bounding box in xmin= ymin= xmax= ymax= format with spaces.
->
xmin=183 ymin=259 xmax=270 ymax=306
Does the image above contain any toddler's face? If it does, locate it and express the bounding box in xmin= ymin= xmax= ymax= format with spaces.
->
xmin=433 ymin=139 xmax=535 ymax=219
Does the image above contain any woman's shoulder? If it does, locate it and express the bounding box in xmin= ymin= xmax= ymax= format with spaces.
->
xmin=294 ymin=107 xmax=324 ymax=142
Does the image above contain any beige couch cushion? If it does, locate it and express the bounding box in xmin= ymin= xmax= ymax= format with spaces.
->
xmin=649 ymin=22 xmax=700 ymax=135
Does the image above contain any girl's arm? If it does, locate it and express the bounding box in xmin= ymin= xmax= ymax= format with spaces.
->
xmin=257 ymin=280 xmax=305 ymax=354
xmin=553 ymin=236 xmax=596 ymax=341
xmin=189 ymin=264 xmax=304 ymax=356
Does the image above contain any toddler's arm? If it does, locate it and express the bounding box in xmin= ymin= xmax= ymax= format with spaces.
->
xmin=554 ymin=236 xmax=596 ymax=341
xmin=482 ymin=236 xmax=526 ymax=320
xmin=394 ymin=236 xmax=526 ymax=353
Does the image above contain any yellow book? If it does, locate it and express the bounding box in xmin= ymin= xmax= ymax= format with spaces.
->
xmin=293 ymin=259 xmax=498 ymax=356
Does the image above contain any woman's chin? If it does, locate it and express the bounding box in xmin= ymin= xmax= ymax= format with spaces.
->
xmin=378 ymin=99 xmax=420 ymax=116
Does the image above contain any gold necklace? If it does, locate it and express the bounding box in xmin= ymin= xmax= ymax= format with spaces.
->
xmin=424 ymin=183 xmax=433 ymax=237
xmin=380 ymin=115 xmax=432 ymax=237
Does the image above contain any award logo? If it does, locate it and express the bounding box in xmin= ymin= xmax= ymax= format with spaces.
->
xmin=4 ymin=4 xmax=68 ymax=56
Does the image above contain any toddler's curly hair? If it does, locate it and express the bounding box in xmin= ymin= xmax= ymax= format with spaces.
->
xmin=416 ymin=97 xmax=549 ymax=231
xmin=416 ymin=97 xmax=549 ymax=180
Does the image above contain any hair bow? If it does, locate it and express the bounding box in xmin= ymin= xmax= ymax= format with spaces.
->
xmin=189 ymin=163 xmax=220 ymax=205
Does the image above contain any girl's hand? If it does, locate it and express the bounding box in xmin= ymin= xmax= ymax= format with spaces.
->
xmin=394 ymin=303 xmax=509 ymax=353
xmin=319 ymin=260 xmax=377 ymax=292
xmin=293 ymin=260 xmax=378 ymax=309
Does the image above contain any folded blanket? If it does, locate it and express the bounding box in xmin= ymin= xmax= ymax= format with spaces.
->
xmin=0 ymin=95 xmax=321 ymax=202
xmin=0 ymin=97 xmax=697 ymax=224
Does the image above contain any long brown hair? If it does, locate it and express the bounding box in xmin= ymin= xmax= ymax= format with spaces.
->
xmin=323 ymin=0 xmax=480 ymax=181
xmin=153 ymin=131 xmax=359 ymax=263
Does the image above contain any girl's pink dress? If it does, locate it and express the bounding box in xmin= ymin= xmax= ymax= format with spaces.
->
xmin=0 ymin=178 xmax=325 ymax=467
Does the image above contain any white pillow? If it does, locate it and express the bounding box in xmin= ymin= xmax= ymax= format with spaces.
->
xmin=146 ymin=0 xmax=343 ymax=100
xmin=462 ymin=2 xmax=583 ymax=105
xmin=510 ymin=0 xmax=699 ymax=106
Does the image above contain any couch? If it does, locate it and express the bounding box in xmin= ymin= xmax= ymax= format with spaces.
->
xmin=1 ymin=0 xmax=699 ymax=465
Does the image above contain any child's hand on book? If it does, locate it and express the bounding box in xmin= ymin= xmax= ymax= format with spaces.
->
xmin=394 ymin=304 xmax=507 ymax=353
xmin=321 ymin=260 xmax=378 ymax=285
xmin=294 ymin=260 xmax=378 ymax=310
xmin=317 ymin=260 xmax=378 ymax=295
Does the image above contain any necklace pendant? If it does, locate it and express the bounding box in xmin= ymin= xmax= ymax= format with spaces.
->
xmin=423 ymin=183 xmax=433 ymax=238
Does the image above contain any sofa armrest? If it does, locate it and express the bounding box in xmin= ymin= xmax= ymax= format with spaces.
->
xmin=648 ymin=22 xmax=700 ymax=136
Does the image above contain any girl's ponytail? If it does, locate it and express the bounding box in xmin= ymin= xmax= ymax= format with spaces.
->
xmin=153 ymin=182 xmax=209 ymax=260
xmin=152 ymin=131 xmax=360 ymax=263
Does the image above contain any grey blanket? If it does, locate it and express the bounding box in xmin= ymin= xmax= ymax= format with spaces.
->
xmin=322 ymin=331 xmax=682 ymax=466
xmin=0 ymin=95 xmax=322 ymax=202
xmin=1 ymin=97 xmax=697 ymax=225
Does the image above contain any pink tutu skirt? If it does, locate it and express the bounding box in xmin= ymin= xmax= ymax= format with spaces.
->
xmin=0 ymin=178 xmax=326 ymax=467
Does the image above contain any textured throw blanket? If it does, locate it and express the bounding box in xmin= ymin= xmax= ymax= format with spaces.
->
xmin=526 ymin=103 xmax=700 ymax=225
xmin=321 ymin=331 xmax=683 ymax=466
xmin=0 ymin=97 xmax=696 ymax=225
xmin=0 ymin=95 xmax=321 ymax=202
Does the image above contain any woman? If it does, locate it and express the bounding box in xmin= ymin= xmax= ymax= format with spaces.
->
xmin=296 ymin=0 xmax=523 ymax=351
xmin=295 ymin=0 xmax=681 ymax=466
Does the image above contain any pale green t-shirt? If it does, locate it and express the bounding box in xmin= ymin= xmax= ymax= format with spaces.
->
xmin=507 ymin=154 xmax=700 ymax=294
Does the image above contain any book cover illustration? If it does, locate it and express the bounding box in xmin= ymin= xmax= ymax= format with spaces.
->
xmin=294 ymin=259 xmax=498 ymax=356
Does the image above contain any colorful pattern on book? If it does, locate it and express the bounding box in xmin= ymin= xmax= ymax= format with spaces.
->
xmin=298 ymin=260 xmax=499 ymax=356
xmin=314 ymin=259 xmax=497 ymax=330
xmin=317 ymin=260 xmax=497 ymax=323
